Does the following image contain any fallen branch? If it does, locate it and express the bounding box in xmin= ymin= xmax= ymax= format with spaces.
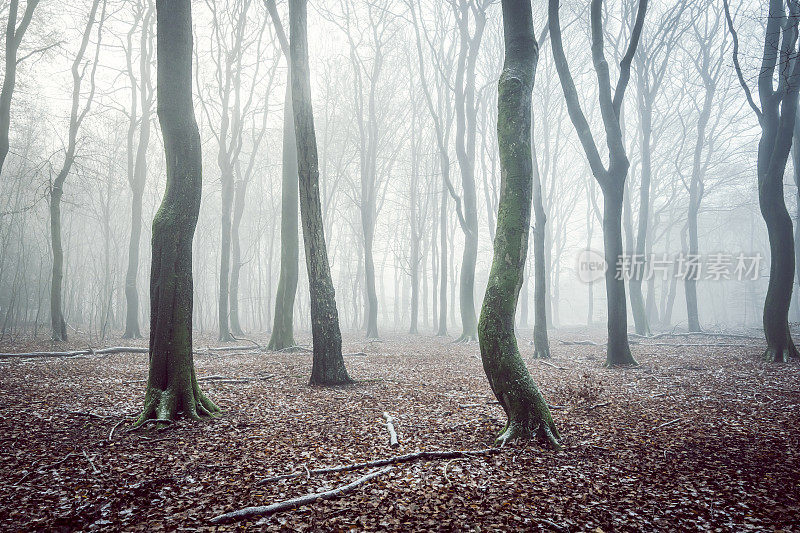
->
xmin=382 ymin=412 xmax=399 ymax=447
xmin=14 ymin=452 xmax=77 ymax=486
xmin=534 ymin=517 xmax=569 ymax=532
xmin=559 ymin=339 xmax=603 ymax=346
xmin=275 ymin=345 xmax=312 ymax=353
xmin=631 ymin=331 xmax=760 ymax=340
xmin=66 ymin=410 xmax=111 ymax=419
xmin=82 ymin=449 xmax=99 ymax=474
xmin=210 ymin=467 xmax=393 ymax=524
xmin=124 ymin=374 xmax=273 ymax=385
xmin=197 ymin=374 xmax=274 ymax=384
xmin=0 ymin=346 xmax=149 ymax=359
xmin=587 ymin=401 xmax=611 ymax=411
xmin=538 ymin=359 xmax=565 ymax=370
xmin=257 ymin=448 xmax=501 ymax=484
xmin=199 ymin=345 xmax=263 ymax=353
xmin=343 ymin=352 xmax=368 ymax=357
xmin=108 ymin=419 xmax=127 ymax=441
xmin=653 ymin=418 xmax=683 ymax=430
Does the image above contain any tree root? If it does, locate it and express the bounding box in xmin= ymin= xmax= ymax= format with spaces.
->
xmin=133 ymin=379 xmax=220 ymax=428
xmin=494 ymin=418 xmax=561 ymax=450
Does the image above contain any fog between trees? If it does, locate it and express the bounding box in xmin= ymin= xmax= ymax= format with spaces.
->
xmin=1 ymin=0 xmax=797 ymax=379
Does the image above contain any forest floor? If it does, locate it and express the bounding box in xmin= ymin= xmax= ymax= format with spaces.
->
xmin=0 ymin=328 xmax=798 ymax=532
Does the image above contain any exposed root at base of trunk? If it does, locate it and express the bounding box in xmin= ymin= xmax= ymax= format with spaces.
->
xmin=494 ymin=418 xmax=561 ymax=450
xmin=532 ymin=347 xmax=552 ymax=359
xmin=763 ymin=345 xmax=799 ymax=363
xmin=133 ymin=380 xmax=220 ymax=428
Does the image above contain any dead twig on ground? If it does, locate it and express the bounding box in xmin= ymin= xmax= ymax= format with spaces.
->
xmin=257 ymin=448 xmax=501 ymax=484
xmin=653 ymin=418 xmax=683 ymax=430
xmin=0 ymin=347 xmax=149 ymax=359
xmin=210 ymin=467 xmax=394 ymax=524
xmin=382 ymin=412 xmax=399 ymax=447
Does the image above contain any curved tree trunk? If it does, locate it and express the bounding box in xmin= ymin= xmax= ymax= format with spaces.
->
xmin=289 ymin=0 xmax=351 ymax=385
xmin=136 ymin=0 xmax=219 ymax=425
xmin=479 ymin=0 xmax=559 ymax=448
xmin=758 ymin=107 xmax=799 ymax=362
xmin=725 ymin=0 xmax=800 ymax=361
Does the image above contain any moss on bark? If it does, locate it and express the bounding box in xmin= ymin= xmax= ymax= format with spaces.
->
xmin=478 ymin=0 xmax=559 ymax=448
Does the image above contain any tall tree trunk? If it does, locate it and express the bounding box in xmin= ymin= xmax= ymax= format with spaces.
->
xmin=601 ymin=178 xmax=636 ymax=365
xmin=218 ymin=163 xmax=234 ymax=341
xmin=123 ymin=0 xmax=153 ymax=339
xmin=629 ymin=74 xmax=652 ymax=336
xmin=229 ymin=177 xmax=246 ymax=335
xmin=437 ymin=181 xmax=448 ymax=336
xmin=549 ymin=0 xmax=645 ymax=366
xmin=725 ymin=0 xmax=800 ymax=361
xmin=531 ymin=146 xmax=550 ymax=358
xmin=480 ymin=0 xmax=559 ymax=448
xmin=290 ymin=0 xmax=351 ymax=385
xmin=136 ymin=0 xmax=219 ymax=425
xmin=50 ymin=0 xmax=105 ymax=341
xmin=0 ymin=0 xmax=39 ymax=178
xmin=685 ymin=86 xmax=713 ymax=333
xmin=267 ymin=58 xmax=299 ymax=350
xmin=793 ymin=112 xmax=800 ymax=320
xmin=49 ymin=185 xmax=67 ymax=341
xmin=362 ymin=209 xmax=379 ymax=338
xmin=452 ymin=2 xmax=485 ymax=342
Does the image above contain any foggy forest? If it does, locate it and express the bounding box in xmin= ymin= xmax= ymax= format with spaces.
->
xmin=0 ymin=0 xmax=798 ymax=530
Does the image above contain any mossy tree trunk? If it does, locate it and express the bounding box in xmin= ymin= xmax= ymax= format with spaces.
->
xmin=135 ymin=0 xmax=219 ymax=425
xmin=725 ymin=0 xmax=800 ymax=362
xmin=289 ymin=0 xmax=351 ymax=386
xmin=478 ymin=0 xmax=559 ymax=448
xmin=265 ymin=1 xmax=299 ymax=351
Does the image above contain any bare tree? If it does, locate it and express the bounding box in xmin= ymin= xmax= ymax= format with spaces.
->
xmin=549 ymin=0 xmax=646 ymax=366
xmin=724 ymin=0 xmax=800 ymax=362
xmin=49 ymin=0 xmax=106 ymax=341
xmin=0 ymin=0 xmax=40 ymax=178
xmin=290 ymin=0 xmax=351 ymax=385
xmin=122 ymin=0 xmax=154 ymax=339
xmin=265 ymin=0 xmax=299 ymax=351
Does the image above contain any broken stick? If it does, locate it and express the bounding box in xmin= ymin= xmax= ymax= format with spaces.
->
xmin=257 ymin=448 xmax=501 ymax=484
xmin=209 ymin=467 xmax=393 ymax=524
xmin=383 ymin=412 xmax=399 ymax=448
